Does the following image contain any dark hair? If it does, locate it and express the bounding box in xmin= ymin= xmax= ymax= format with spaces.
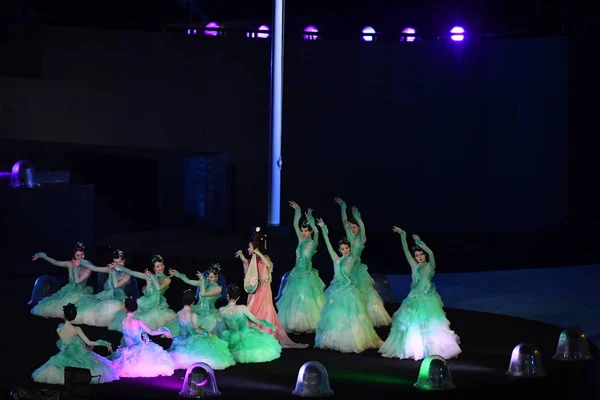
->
xmin=228 ymin=283 xmax=241 ymax=300
xmin=72 ymin=242 xmax=85 ymax=258
xmin=250 ymin=227 xmax=267 ymax=253
xmin=347 ymin=217 xmax=359 ymax=226
xmin=412 ymin=246 xmax=428 ymax=261
xmin=300 ymin=220 xmax=314 ymax=232
xmin=125 ymin=297 xmax=138 ymax=313
xmin=337 ymin=238 xmax=351 ymax=249
xmin=151 ymin=254 xmax=164 ymax=264
xmin=182 ymin=289 xmax=196 ymax=306
xmin=63 ymin=303 xmax=77 ymax=321
xmin=112 ymin=249 xmax=125 ymax=260
xmin=206 ymin=263 xmax=221 ymax=276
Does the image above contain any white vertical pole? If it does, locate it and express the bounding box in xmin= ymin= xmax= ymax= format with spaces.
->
xmin=268 ymin=0 xmax=285 ymax=226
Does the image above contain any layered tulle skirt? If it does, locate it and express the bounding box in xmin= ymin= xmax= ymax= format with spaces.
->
xmin=168 ymin=333 xmax=235 ymax=370
xmin=110 ymin=342 xmax=175 ymax=378
xmin=276 ymin=268 xmax=326 ymax=333
xmin=352 ymin=263 xmax=392 ymax=328
xmin=109 ymin=293 xmax=176 ymax=332
xmin=32 ymin=348 xmax=118 ymax=385
xmin=73 ymin=288 xmax=125 ymax=327
xmin=379 ymin=284 xmax=461 ymax=360
xmin=221 ymin=327 xmax=282 ymax=363
xmin=31 ymin=283 xmax=94 ymax=319
xmin=315 ymin=280 xmax=382 ymax=353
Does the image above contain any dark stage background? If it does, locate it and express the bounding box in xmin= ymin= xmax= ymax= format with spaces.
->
xmin=0 ymin=26 xmax=593 ymax=273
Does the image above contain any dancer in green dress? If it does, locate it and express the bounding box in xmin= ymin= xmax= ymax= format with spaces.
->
xmin=314 ymin=218 xmax=382 ymax=353
xmin=276 ymin=202 xmax=325 ymax=333
xmin=334 ymin=197 xmax=391 ymax=327
xmin=220 ymin=284 xmax=282 ymax=363
xmin=32 ymin=303 xmax=118 ymax=385
xmin=379 ymin=227 xmax=461 ymax=360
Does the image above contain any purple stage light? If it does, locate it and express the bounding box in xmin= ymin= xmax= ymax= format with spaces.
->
xmin=204 ymin=22 xmax=220 ymax=36
xmin=248 ymin=24 xmax=270 ymax=39
xmin=361 ymin=26 xmax=376 ymax=42
xmin=450 ymin=26 xmax=465 ymax=41
xmin=401 ymin=27 xmax=416 ymax=42
xmin=303 ymin=25 xmax=318 ymax=40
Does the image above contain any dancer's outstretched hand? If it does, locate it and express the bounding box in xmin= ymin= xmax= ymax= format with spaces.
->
xmin=392 ymin=226 xmax=403 ymax=234
xmin=316 ymin=218 xmax=325 ymax=227
xmin=288 ymin=200 xmax=299 ymax=209
xmin=333 ymin=197 xmax=345 ymax=205
xmin=235 ymin=250 xmax=244 ymax=258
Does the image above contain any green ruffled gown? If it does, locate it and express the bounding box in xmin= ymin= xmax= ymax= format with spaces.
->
xmin=168 ymin=309 xmax=236 ymax=370
xmin=276 ymin=208 xmax=325 ymax=333
xmin=73 ymin=268 xmax=127 ymax=327
xmin=31 ymin=262 xmax=94 ymax=319
xmin=32 ymin=324 xmax=118 ymax=385
xmin=109 ymin=273 xmax=176 ymax=331
xmin=219 ymin=304 xmax=282 ymax=363
xmin=379 ymin=234 xmax=461 ymax=360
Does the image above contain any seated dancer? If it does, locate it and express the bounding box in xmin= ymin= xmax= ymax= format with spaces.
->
xmin=30 ymin=242 xmax=94 ymax=318
xmin=168 ymin=289 xmax=235 ymax=370
xmin=314 ymin=218 xmax=382 ymax=353
xmin=73 ymin=249 xmax=131 ymax=327
xmin=32 ymin=303 xmax=118 ymax=385
xmin=235 ymin=229 xmax=308 ymax=349
xmin=276 ymin=202 xmax=325 ymax=334
xmin=109 ymin=255 xmax=177 ymax=331
xmin=109 ymin=298 xmax=175 ymax=378
xmin=220 ymin=283 xmax=282 ymax=363
xmin=379 ymin=228 xmax=461 ymax=360
xmin=169 ymin=263 xmax=224 ymax=334
xmin=335 ymin=198 xmax=392 ymax=327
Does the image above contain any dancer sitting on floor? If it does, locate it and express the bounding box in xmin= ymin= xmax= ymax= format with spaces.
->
xmin=72 ymin=250 xmax=131 ymax=327
xmin=168 ymin=289 xmax=236 ymax=370
xmin=314 ymin=218 xmax=382 ymax=353
xmin=109 ymin=255 xmax=177 ymax=332
xmin=169 ymin=263 xmax=224 ymax=334
xmin=220 ymin=283 xmax=282 ymax=363
xmin=276 ymin=202 xmax=325 ymax=334
xmin=109 ymin=298 xmax=175 ymax=378
xmin=236 ymin=229 xmax=308 ymax=349
xmin=32 ymin=303 xmax=118 ymax=385
xmin=335 ymin=197 xmax=392 ymax=327
xmin=30 ymin=242 xmax=94 ymax=319
xmin=379 ymin=228 xmax=461 ymax=361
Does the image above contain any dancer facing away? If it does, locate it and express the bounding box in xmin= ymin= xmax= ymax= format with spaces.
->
xmin=334 ymin=197 xmax=392 ymax=327
xmin=72 ymin=250 xmax=131 ymax=327
xmin=314 ymin=218 xmax=382 ymax=353
xmin=276 ymin=202 xmax=325 ymax=334
xmin=109 ymin=298 xmax=175 ymax=378
xmin=168 ymin=289 xmax=235 ymax=370
xmin=235 ymin=230 xmax=308 ymax=349
xmin=30 ymin=242 xmax=94 ymax=318
xmin=108 ymin=256 xmax=177 ymax=331
xmin=220 ymin=283 xmax=282 ymax=363
xmin=379 ymin=228 xmax=461 ymax=361
xmin=32 ymin=303 xmax=118 ymax=385
xmin=169 ymin=263 xmax=223 ymax=334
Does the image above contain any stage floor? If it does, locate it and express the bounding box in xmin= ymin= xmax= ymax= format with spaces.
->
xmin=2 ymin=280 xmax=597 ymax=400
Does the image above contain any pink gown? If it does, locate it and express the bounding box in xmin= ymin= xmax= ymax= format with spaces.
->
xmin=247 ymin=257 xmax=307 ymax=349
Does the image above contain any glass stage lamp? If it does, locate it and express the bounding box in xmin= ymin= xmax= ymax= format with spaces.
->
xmin=292 ymin=361 xmax=334 ymax=397
xmin=553 ymin=327 xmax=593 ymax=361
xmin=179 ymin=362 xmax=220 ymax=398
xmin=506 ymin=343 xmax=545 ymax=378
xmin=414 ymin=355 xmax=455 ymax=391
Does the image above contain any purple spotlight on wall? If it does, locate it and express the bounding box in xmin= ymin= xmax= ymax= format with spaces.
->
xmin=401 ymin=27 xmax=416 ymax=42
xmin=361 ymin=26 xmax=376 ymax=42
xmin=303 ymin=25 xmax=318 ymax=40
xmin=449 ymin=26 xmax=465 ymax=41
xmin=204 ymin=21 xmax=220 ymax=36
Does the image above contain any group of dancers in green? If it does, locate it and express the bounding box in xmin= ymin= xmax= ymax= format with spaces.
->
xmin=28 ymin=197 xmax=461 ymax=385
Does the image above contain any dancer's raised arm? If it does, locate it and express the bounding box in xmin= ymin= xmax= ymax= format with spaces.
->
xmin=316 ymin=218 xmax=339 ymax=263
xmin=169 ymin=269 xmax=201 ymax=287
xmin=79 ymin=259 xmax=112 ymax=273
xmin=306 ymin=208 xmax=319 ymax=247
xmin=393 ymin=226 xmax=417 ymax=268
xmin=235 ymin=250 xmax=249 ymax=274
xmin=242 ymin=305 xmax=276 ymax=331
xmin=254 ymin=248 xmax=273 ymax=270
xmin=334 ymin=197 xmax=352 ymax=236
xmin=413 ymin=235 xmax=436 ymax=271
xmin=32 ymin=253 xmax=71 ymax=268
xmin=289 ymin=201 xmax=303 ymax=241
xmin=352 ymin=207 xmax=367 ymax=245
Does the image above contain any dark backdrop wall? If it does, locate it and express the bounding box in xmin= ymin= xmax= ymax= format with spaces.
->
xmin=0 ymin=27 xmax=568 ymax=235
